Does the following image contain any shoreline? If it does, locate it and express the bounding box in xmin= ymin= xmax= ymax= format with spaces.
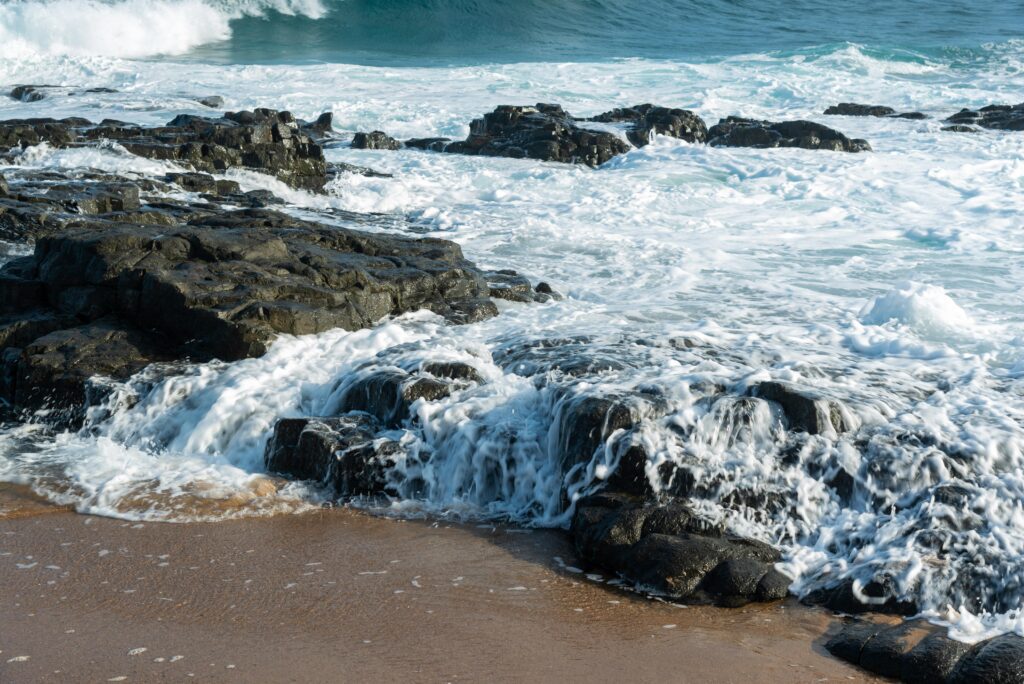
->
xmin=0 ymin=488 xmax=880 ymax=683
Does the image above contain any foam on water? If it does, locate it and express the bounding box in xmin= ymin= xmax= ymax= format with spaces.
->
xmin=1 ymin=41 xmax=1024 ymax=640
xmin=0 ymin=0 xmax=326 ymax=59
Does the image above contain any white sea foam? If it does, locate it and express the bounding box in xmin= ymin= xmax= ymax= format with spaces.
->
xmin=0 ymin=0 xmax=326 ymax=59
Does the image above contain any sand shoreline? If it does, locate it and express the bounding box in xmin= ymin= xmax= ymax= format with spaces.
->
xmin=1 ymin=486 xmax=879 ymax=683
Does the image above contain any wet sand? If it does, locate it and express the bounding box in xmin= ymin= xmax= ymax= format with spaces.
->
xmin=0 ymin=485 xmax=880 ymax=683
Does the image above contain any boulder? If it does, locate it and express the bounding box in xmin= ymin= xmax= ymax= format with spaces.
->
xmin=571 ymin=494 xmax=788 ymax=605
xmin=9 ymin=85 xmax=54 ymax=102
xmin=587 ymin=104 xmax=708 ymax=147
xmin=339 ymin=369 xmax=453 ymax=428
xmin=351 ymin=131 xmax=401 ymax=150
xmin=264 ymin=413 xmax=400 ymax=496
xmin=826 ymin=619 xmax=1024 ymax=684
xmin=708 ymin=117 xmax=871 ymax=152
xmin=439 ymin=104 xmax=631 ymax=166
xmin=0 ymin=173 xmax=7 ymax=196
xmin=945 ymin=103 xmax=1024 ymax=131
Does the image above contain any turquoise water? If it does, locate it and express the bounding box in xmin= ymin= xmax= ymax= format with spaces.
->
xmin=193 ymin=0 xmax=1024 ymax=65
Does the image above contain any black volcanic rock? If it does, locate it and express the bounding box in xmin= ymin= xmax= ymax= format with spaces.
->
xmin=352 ymin=130 xmax=401 ymax=150
xmin=571 ymin=493 xmax=788 ymax=605
xmin=824 ymin=103 xmax=927 ymax=119
xmin=826 ymin=619 xmax=1024 ymax=684
xmin=439 ymin=104 xmax=631 ymax=166
xmin=708 ymin=117 xmax=871 ymax=152
xmin=0 ymin=108 xmax=330 ymax=191
xmin=0 ymin=206 xmax=501 ymax=422
xmin=946 ymin=103 xmax=1024 ymax=131
xmin=586 ymin=104 xmax=708 ymax=147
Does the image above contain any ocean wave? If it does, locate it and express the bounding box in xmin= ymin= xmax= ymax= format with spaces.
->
xmin=0 ymin=0 xmax=327 ymax=59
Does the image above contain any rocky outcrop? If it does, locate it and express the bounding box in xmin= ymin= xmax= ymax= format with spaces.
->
xmin=571 ymin=492 xmax=790 ymax=606
xmin=708 ymin=117 xmax=871 ymax=152
xmin=824 ymin=103 xmax=927 ymax=119
xmin=351 ymin=131 xmax=401 ymax=150
xmin=0 ymin=204 xmax=502 ymax=422
xmin=0 ymin=108 xmax=331 ymax=191
xmin=826 ymin=619 xmax=1024 ymax=684
xmin=437 ymin=104 xmax=631 ymax=166
xmin=586 ymin=104 xmax=708 ymax=147
xmin=945 ymin=103 xmax=1024 ymax=131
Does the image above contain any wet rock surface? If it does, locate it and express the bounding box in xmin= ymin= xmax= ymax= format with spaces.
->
xmin=945 ymin=103 xmax=1024 ymax=131
xmin=425 ymin=104 xmax=632 ymax=166
xmin=708 ymin=117 xmax=872 ymax=152
xmin=826 ymin=619 xmax=1024 ymax=683
xmin=351 ymin=130 xmax=401 ymax=150
xmin=0 ymin=107 xmax=330 ymax=191
xmin=570 ymin=492 xmax=789 ymax=606
xmin=824 ymin=103 xmax=927 ymax=119
xmin=586 ymin=104 xmax=708 ymax=147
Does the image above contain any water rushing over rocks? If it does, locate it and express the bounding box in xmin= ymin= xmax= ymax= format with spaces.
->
xmin=3 ymin=39 xmax=1024 ymax=681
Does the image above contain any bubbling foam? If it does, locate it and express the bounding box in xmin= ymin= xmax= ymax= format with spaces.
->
xmin=0 ymin=0 xmax=326 ymax=59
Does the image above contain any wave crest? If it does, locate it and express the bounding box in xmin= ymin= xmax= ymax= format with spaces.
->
xmin=0 ymin=0 xmax=327 ymax=59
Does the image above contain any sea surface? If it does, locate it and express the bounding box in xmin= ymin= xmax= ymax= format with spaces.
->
xmin=1 ymin=0 xmax=1024 ymax=643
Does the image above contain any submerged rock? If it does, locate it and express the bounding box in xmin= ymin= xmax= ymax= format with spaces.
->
xmin=9 ymin=85 xmax=55 ymax=102
xmin=945 ymin=103 xmax=1024 ymax=131
xmin=196 ymin=95 xmax=225 ymax=109
xmin=586 ymin=104 xmax=708 ymax=147
xmin=351 ymin=130 xmax=401 ymax=150
xmin=749 ymin=380 xmax=854 ymax=436
xmin=824 ymin=103 xmax=927 ymax=119
xmin=708 ymin=117 xmax=871 ymax=152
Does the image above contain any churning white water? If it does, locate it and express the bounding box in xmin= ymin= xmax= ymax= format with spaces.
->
xmin=1 ymin=45 xmax=1024 ymax=641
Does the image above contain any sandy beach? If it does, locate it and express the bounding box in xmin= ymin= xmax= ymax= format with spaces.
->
xmin=0 ymin=485 xmax=880 ymax=683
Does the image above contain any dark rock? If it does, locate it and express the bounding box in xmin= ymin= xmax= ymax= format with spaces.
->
xmin=302 ymin=112 xmax=334 ymax=139
xmin=571 ymin=495 xmax=783 ymax=604
xmin=946 ymin=103 xmax=1024 ymax=131
xmin=0 ymin=118 xmax=78 ymax=149
xmin=825 ymin=103 xmax=897 ymax=117
xmin=0 ymin=206 xmax=502 ymax=418
xmin=825 ymin=103 xmax=929 ymax=120
xmin=0 ymin=174 xmax=7 ymax=196
xmin=860 ymin=621 xmax=931 ymax=679
xmin=441 ymin=104 xmax=631 ymax=166
xmin=942 ymin=124 xmax=979 ymax=133
xmin=351 ymin=131 xmax=401 ymax=151
xmin=749 ymin=381 xmax=852 ymax=436
xmin=196 ymin=96 xmax=225 ymax=109
xmin=708 ymin=117 xmax=871 ymax=152
xmin=755 ymin=568 xmax=792 ymax=601
xmin=339 ymin=369 xmax=453 ymax=428
xmin=9 ymin=85 xmax=55 ymax=102
xmin=420 ymin=361 xmax=483 ymax=384
xmin=166 ymin=172 xmax=241 ymax=196
xmin=902 ymin=629 xmax=973 ymax=683
xmin=264 ymin=413 xmax=400 ymax=496
xmin=404 ymin=137 xmax=451 ymax=151
xmin=83 ymin=108 xmax=328 ymax=191
xmin=327 ymin=162 xmax=393 ymax=179
xmin=587 ymin=104 xmax=708 ymax=147
xmin=809 ymin=576 xmax=918 ymax=616
xmin=825 ymin=621 xmax=883 ymax=664
xmin=949 ymin=634 xmax=1024 ymax=684
xmin=11 ymin=318 xmax=172 ymax=425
